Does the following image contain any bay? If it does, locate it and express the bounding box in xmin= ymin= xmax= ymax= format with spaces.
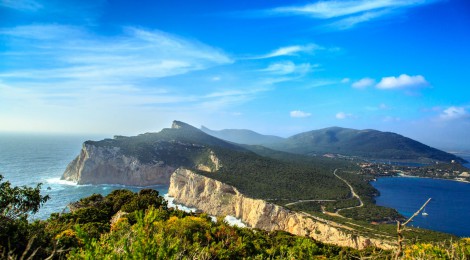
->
xmin=372 ymin=176 xmax=470 ymax=237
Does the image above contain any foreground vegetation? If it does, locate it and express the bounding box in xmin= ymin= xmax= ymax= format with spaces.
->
xmin=2 ymin=175 xmax=470 ymax=259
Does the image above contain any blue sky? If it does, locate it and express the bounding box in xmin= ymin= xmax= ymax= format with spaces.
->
xmin=1 ymin=0 xmax=469 ymax=150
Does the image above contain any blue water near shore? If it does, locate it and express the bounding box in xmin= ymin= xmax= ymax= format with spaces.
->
xmin=0 ymin=133 xmax=169 ymax=220
xmin=372 ymin=174 xmax=470 ymax=237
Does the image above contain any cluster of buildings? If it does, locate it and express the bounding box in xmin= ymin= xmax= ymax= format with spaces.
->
xmin=358 ymin=161 xmax=470 ymax=183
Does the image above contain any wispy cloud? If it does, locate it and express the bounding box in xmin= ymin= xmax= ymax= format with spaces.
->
xmin=290 ymin=110 xmax=312 ymax=118
xmin=0 ymin=25 xmax=232 ymax=83
xmin=0 ymin=24 xmax=82 ymax=39
xmin=0 ymin=0 xmax=42 ymax=11
xmin=264 ymin=0 xmax=440 ymax=30
xmin=376 ymin=74 xmax=428 ymax=89
xmin=327 ymin=10 xmax=390 ymax=30
xmin=249 ymin=44 xmax=323 ymax=59
xmin=204 ymin=88 xmax=270 ymax=99
xmin=336 ymin=112 xmax=353 ymax=119
xmin=270 ymin=0 xmax=426 ymax=18
xmin=260 ymin=61 xmax=314 ymax=75
xmin=0 ymin=76 xmax=275 ymax=133
xmin=0 ymin=24 xmax=252 ymax=133
xmin=439 ymin=106 xmax=469 ymax=121
xmin=352 ymin=77 xmax=375 ymax=89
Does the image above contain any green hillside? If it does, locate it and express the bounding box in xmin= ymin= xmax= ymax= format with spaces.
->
xmin=200 ymin=125 xmax=465 ymax=163
xmin=268 ymin=127 xmax=466 ymax=163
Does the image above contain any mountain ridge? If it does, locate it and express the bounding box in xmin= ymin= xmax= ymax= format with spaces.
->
xmin=201 ymin=125 xmax=466 ymax=163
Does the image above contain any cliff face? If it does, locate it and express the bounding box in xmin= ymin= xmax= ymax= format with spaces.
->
xmin=62 ymin=143 xmax=176 ymax=185
xmin=169 ymin=168 xmax=396 ymax=250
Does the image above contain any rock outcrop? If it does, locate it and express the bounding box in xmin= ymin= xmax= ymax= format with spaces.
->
xmin=62 ymin=143 xmax=176 ymax=185
xmin=169 ymin=168 xmax=396 ymax=250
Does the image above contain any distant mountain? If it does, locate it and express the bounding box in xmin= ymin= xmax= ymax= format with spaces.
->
xmin=200 ymin=126 xmax=285 ymax=145
xmin=201 ymin=125 xmax=466 ymax=163
xmin=268 ymin=126 xmax=466 ymax=163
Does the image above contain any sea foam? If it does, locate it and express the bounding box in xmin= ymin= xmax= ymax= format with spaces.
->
xmin=46 ymin=177 xmax=78 ymax=186
xmin=164 ymin=194 xmax=198 ymax=213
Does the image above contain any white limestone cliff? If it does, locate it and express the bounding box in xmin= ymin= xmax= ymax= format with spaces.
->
xmin=61 ymin=143 xmax=176 ymax=185
xmin=168 ymin=168 xmax=396 ymax=250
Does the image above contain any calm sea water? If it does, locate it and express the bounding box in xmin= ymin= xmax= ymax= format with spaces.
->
xmin=372 ymin=172 xmax=470 ymax=237
xmin=0 ymin=134 xmax=170 ymax=220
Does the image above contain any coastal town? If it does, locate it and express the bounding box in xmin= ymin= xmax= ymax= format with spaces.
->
xmin=358 ymin=160 xmax=470 ymax=183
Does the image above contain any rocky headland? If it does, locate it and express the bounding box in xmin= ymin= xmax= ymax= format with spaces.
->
xmin=168 ymin=168 xmax=396 ymax=250
xmin=62 ymin=143 xmax=177 ymax=185
xmin=61 ymin=121 xmax=224 ymax=185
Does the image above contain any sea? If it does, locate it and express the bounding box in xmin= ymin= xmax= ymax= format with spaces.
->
xmin=371 ymin=161 xmax=470 ymax=237
xmin=0 ymin=133 xmax=246 ymax=227
xmin=0 ymin=133 xmax=174 ymax=220
xmin=0 ymin=134 xmax=468 ymax=235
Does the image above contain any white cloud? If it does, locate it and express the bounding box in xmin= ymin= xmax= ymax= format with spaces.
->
xmin=0 ymin=0 xmax=42 ymax=11
xmin=290 ymin=110 xmax=312 ymax=118
xmin=341 ymin=78 xmax=351 ymax=83
xmin=261 ymin=61 xmax=312 ymax=75
xmin=0 ymin=25 xmax=232 ymax=82
xmin=352 ymin=77 xmax=375 ymax=89
xmin=199 ymin=86 xmax=272 ymax=110
xmin=266 ymin=0 xmax=440 ymax=30
xmin=327 ymin=10 xmax=390 ymax=30
xmin=271 ymin=0 xmax=432 ymax=18
xmin=252 ymin=44 xmax=323 ymax=59
xmin=336 ymin=112 xmax=353 ymax=119
xmin=376 ymin=74 xmax=428 ymax=89
xmin=439 ymin=106 xmax=468 ymax=120
xmin=204 ymin=88 xmax=269 ymax=99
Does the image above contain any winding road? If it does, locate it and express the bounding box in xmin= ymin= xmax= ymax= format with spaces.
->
xmin=333 ymin=169 xmax=364 ymax=213
xmin=283 ymin=168 xmax=364 ymax=217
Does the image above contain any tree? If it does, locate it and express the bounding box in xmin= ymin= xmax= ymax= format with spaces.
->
xmin=0 ymin=174 xmax=50 ymax=219
xmin=0 ymin=174 xmax=50 ymax=258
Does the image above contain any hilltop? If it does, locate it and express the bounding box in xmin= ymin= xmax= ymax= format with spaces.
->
xmin=202 ymin=126 xmax=466 ymax=163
